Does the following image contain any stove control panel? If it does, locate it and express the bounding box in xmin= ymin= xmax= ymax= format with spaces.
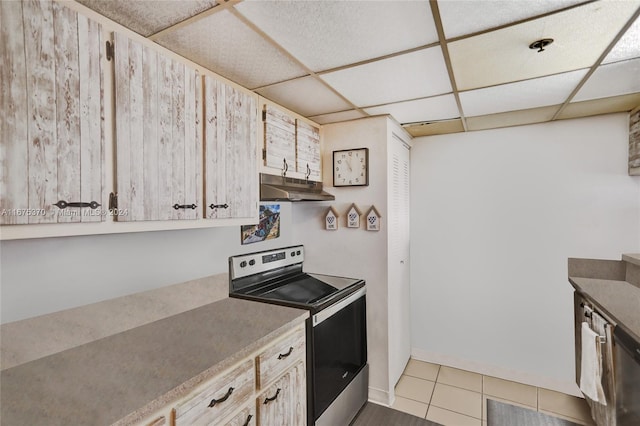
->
xmin=230 ymin=245 xmax=305 ymax=279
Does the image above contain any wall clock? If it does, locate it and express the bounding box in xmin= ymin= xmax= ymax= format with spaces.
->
xmin=333 ymin=148 xmax=369 ymax=187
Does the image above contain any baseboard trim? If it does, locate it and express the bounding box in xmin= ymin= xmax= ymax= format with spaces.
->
xmin=367 ymin=386 xmax=392 ymax=406
xmin=411 ymin=348 xmax=582 ymax=397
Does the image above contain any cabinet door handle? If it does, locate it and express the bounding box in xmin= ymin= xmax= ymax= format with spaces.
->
xmin=54 ymin=200 xmax=101 ymax=210
xmin=173 ymin=204 xmax=197 ymax=210
xmin=208 ymin=387 xmax=234 ymax=408
xmin=282 ymin=158 xmax=288 ymax=177
xmin=242 ymin=414 xmax=253 ymax=426
xmin=263 ymin=388 xmax=281 ymax=405
xmin=277 ymin=347 xmax=293 ymax=360
xmin=209 ymin=203 xmax=229 ymax=209
xmin=305 ymin=163 xmax=311 ymax=180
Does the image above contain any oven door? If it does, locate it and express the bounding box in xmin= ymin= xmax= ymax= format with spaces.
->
xmin=311 ymin=287 xmax=367 ymax=422
xmin=614 ymin=325 xmax=640 ymax=425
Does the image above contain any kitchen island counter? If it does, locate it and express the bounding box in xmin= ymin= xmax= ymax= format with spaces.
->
xmin=0 ymin=296 xmax=308 ymax=425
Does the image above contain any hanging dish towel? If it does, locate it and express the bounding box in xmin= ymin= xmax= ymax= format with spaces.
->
xmin=580 ymin=321 xmax=606 ymax=404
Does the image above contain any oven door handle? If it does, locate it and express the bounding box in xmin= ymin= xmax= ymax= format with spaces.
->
xmin=312 ymin=287 xmax=366 ymax=327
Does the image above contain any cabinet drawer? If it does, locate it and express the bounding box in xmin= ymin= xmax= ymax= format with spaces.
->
xmin=173 ymin=359 xmax=254 ymax=425
xmin=223 ymin=404 xmax=256 ymax=426
xmin=256 ymin=327 xmax=305 ymax=389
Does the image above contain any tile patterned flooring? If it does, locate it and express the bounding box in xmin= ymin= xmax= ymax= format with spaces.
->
xmin=392 ymin=359 xmax=595 ymax=426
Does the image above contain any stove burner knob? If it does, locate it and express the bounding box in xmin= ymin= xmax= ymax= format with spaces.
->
xmin=240 ymin=261 xmax=247 ymax=268
xmin=249 ymin=259 xmax=256 ymax=266
xmin=291 ymin=251 xmax=296 ymax=257
xmin=296 ymin=250 xmax=301 ymax=255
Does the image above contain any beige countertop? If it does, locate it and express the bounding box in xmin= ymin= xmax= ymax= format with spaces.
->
xmin=0 ymin=297 xmax=308 ymax=425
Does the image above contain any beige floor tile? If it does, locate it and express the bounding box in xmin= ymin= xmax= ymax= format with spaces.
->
xmin=430 ymin=382 xmax=482 ymax=419
xmin=391 ymin=396 xmax=429 ymax=418
xmin=482 ymin=395 xmax=537 ymax=421
xmin=483 ymin=376 xmax=537 ymax=408
xmin=437 ymin=366 xmax=482 ymax=392
xmin=395 ymin=375 xmax=436 ymax=404
xmin=538 ymin=388 xmax=594 ymax=424
xmin=403 ymin=359 xmax=440 ymax=381
xmin=427 ymin=406 xmax=482 ymax=426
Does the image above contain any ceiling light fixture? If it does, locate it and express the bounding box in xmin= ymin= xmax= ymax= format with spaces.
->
xmin=529 ymin=38 xmax=554 ymax=53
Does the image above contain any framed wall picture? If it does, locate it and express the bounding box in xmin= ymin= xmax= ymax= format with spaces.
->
xmin=241 ymin=204 xmax=281 ymax=244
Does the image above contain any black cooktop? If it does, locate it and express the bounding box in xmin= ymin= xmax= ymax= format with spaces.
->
xmin=256 ymin=275 xmax=339 ymax=305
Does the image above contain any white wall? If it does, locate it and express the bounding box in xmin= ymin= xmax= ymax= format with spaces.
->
xmin=410 ymin=113 xmax=640 ymax=394
xmin=0 ymin=203 xmax=294 ymax=323
xmin=292 ymin=116 xmax=394 ymax=404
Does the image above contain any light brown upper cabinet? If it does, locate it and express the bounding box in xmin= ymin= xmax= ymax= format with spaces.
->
xmin=1 ymin=1 xmax=105 ymax=225
xmin=114 ymin=32 xmax=202 ymax=222
xmin=296 ymin=120 xmax=321 ymax=182
xmin=262 ymin=104 xmax=322 ymax=182
xmin=263 ymin=104 xmax=296 ymax=177
xmin=203 ymin=76 xmax=258 ymax=220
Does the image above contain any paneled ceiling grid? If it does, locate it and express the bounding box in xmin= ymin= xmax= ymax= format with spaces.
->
xmin=72 ymin=0 xmax=640 ymax=132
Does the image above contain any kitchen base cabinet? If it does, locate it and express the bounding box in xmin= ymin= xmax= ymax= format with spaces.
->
xmin=257 ymin=361 xmax=306 ymax=426
xmin=159 ymin=324 xmax=306 ymax=426
xmin=173 ymin=359 xmax=255 ymax=425
xmin=224 ymin=404 xmax=255 ymax=426
xmin=573 ymin=292 xmax=616 ymax=426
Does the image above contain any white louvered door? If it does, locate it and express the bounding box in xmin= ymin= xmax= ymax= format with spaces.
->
xmin=388 ymin=133 xmax=411 ymax=387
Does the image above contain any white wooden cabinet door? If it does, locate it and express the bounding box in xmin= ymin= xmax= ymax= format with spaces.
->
xmin=263 ymin=105 xmax=296 ymax=177
xmin=1 ymin=1 xmax=104 ymax=225
xmin=257 ymin=361 xmax=306 ymax=426
xmin=203 ymin=76 xmax=257 ymax=220
xmin=114 ymin=32 xmax=202 ymax=222
xmin=296 ymin=121 xmax=321 ymax=182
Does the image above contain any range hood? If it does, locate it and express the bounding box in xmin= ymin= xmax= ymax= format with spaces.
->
xmin=260 ymin=173 xmax=335 ymax=201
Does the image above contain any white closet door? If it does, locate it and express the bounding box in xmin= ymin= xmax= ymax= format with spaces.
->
xmin=388 ymin=133 xmax=411 ymax=387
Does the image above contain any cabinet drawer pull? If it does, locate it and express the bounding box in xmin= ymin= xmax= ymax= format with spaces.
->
xmin=54 ymin=200 xmax=101 ymax=210
xmin=173 ymin=203 xmax=197 ymax=210
xmin=242 ymin=414 xmax=253 ymax=426
xmin=263 ymin=388 xmax=281 ymax=405
xmin=209 ymin=203 xmax=229 ymax=209
xmin=208 ymin=387 xmax=234 ymax=408
xmin=277 ymin=347 xmax=293 ymax=360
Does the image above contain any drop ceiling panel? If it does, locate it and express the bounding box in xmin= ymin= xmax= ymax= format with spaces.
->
xmin=438 ymin=0 xmax=587 ymax=39
xmin=76 ymin=0 xmax=218 ymax=36
xmin=309 ymin=110 xmax=367 ymax=125
xmin=558 ymin=93 xmax=640 ymax=119
xmin=459 ymin=69 xmax=587 ymax=117
xmin=154 ymin=10 xmax=307 ymax=89
xmin=573 ymin=58 xmax=640 ymax=102
xmin=320 ymin=47 xmax=451 ymax=108
xmin=234 ymin=0 xmax=438 ymax=72
xmin=256 ymin=77 xmax=352 ymax=117
xmin=603 ymin=16 xmax=640 ymax=64
xmin=364 ymin=95 xmax=459 ymax=124
xmin=448 ymin=1 xmax=640 ymax=91
xmin=466 ymin=105 xmax=560 ymax=131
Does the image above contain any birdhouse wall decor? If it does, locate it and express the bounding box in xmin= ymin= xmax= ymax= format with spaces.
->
xmin=325 ymin=206 xmax=339 ymax=230
xmin=346 ymin=203 xmax=363 ymax=228
xmin=366 ymin=205 xmax=382 ymax=231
